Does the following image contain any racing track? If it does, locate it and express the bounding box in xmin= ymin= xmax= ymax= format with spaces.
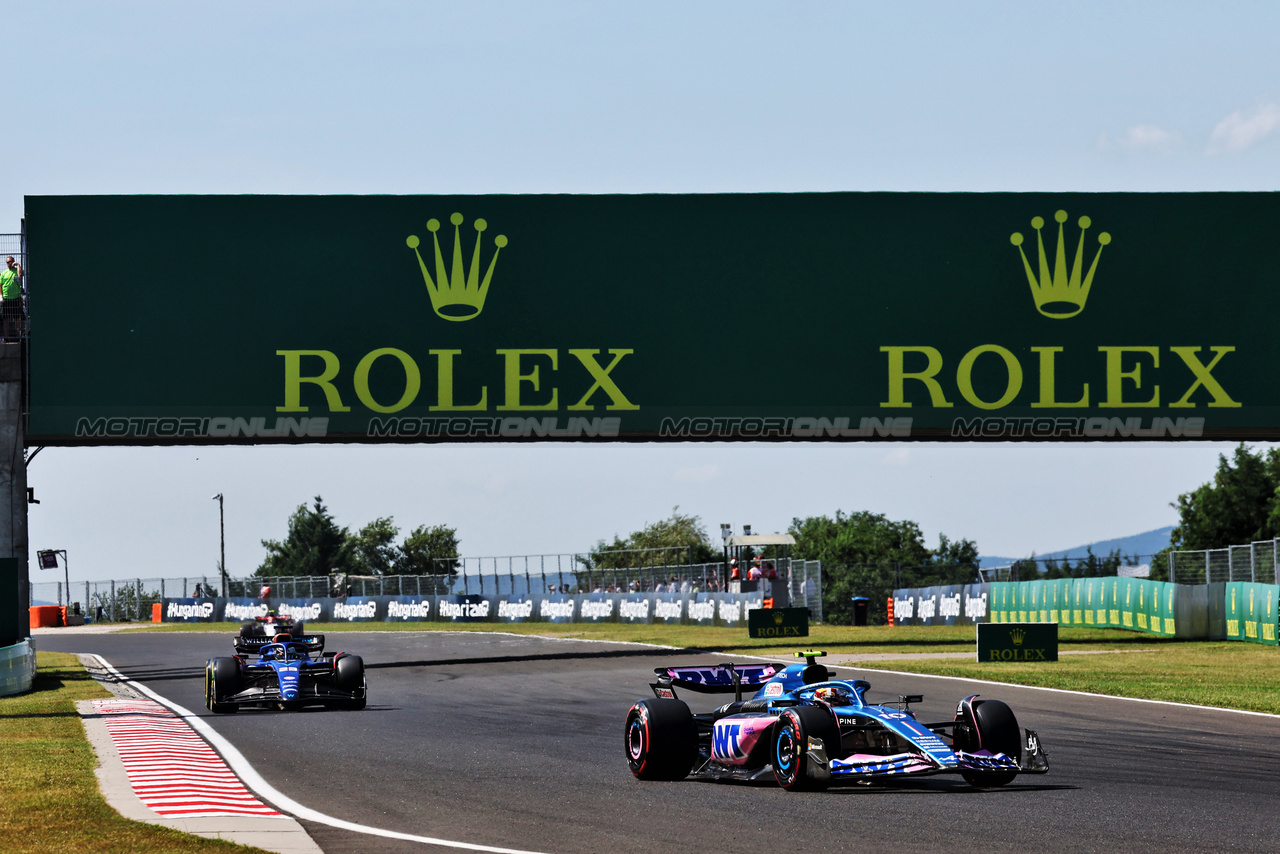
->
xmin=38 ymin=630 xmax=1280 ymax=854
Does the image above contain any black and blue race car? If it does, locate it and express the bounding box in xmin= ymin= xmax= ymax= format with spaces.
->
xmin=204 ymin=632 xmax=366 ymax=713
xmin=625 ymin=651 xmax=1047 ymax=790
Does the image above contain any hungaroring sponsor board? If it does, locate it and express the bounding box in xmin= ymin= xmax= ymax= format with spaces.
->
xmin=24 ymin=193 xmax=1280 ymax=445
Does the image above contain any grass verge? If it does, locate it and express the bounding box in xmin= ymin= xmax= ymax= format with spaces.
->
xmin=852 ymin=643 xmax=1280 ymax=715
xmin=0 ymin=651 xmax=269 ymax=854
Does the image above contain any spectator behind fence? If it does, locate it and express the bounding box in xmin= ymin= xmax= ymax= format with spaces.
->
xmin=1 ymin=256 xmax=22 ymax=340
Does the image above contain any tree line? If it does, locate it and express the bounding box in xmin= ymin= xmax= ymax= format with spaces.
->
xmin=255 ymin=496 xmax=460 ymax=579
xmin=249 ymin=446 xmax=1258 ymax=622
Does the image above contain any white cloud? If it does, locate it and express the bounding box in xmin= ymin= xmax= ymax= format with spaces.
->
xmin=1207 ymin=101 xmax=1280 ymax=154
xmin=1097 ymin=123 xmax=1180 ymax=152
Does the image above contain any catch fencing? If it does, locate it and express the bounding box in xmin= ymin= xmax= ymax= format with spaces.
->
xmin=29 ymin=557 xmax=824 ymax=624
xmin=1168 ymin=539 xmax=1280 ymax=585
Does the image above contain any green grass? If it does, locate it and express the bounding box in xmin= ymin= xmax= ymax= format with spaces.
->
xmin=0 ymin=651 xmax=269 ymax=854
xmin=854 ymin=644 xmax=1280 ymax=714
xmin=118 ymin=620 xmax=1280 ymax=713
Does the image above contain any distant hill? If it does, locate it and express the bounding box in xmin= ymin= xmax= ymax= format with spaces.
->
xmin=978 ymin=526 xmax=1173 ymax=568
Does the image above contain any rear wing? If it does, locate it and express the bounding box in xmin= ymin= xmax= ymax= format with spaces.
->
xmin=234 ymin=633 xmax=326 ymax=656
xmin=651 ymin=663 xmax=778 ymax=701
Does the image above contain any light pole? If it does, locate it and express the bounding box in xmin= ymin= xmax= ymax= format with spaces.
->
xmin=212 ymin=494 xmax=226 ymax=596
xmin=37 ymin=549 xmax=68 ymax=607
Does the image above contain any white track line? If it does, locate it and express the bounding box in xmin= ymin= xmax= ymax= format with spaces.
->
xmin=831 ymin=663 xmax=1280 ymax=719
xmin=88 ymin=654 xmax=553 ymax=854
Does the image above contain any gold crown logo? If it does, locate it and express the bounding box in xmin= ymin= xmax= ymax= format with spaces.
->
xmin=773 ymin=612 xmax=785 ymax=625
xmin=1011 ymin=210 xmax=1111 ymax=319
xmin=1009 ymin=628 xmax=1026 ymax=645
xmin=406 ymin=213 xmax=508 ymax=322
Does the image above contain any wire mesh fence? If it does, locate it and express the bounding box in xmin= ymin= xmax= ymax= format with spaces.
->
xmin=0 ymin=232 xmax=27 ymax=342
xmin=1168 ymin=539 xmax=1279 ymax=584
xmin=28 ymin=557 xmax=827 ymax=623
xmin=824 ymin=562 xmax=981 ymax=625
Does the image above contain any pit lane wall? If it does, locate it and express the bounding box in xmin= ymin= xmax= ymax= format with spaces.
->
xmin=891 ymin=580 xmax=1279 ymax=644
xmin=160 ymin=592 xmax=769 ymax=627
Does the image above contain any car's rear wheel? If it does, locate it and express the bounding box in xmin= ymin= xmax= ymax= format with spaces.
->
xmin=205 ymin=657 xmax=240 ymax=714
xmin=625 ymin=699 xmax=697 ymax=780
xmin=956 ymin=698 xmax=1020 ymax=787
xmin=772 ymin=705 xmax=839 ymax=791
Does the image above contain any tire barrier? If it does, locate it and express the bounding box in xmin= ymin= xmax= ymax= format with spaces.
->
xmin=159 ymin=592 xmax=770 ymax=627
xmin=0 ymin=639 xmax=36 ymax=697
xmin=893 ymin=579 xmax=1280 ymax=643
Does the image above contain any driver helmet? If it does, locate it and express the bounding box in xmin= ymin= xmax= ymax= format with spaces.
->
xmin=814 ymin=685 xmax=851 ymax=705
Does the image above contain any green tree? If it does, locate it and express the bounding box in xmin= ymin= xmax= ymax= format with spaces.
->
xmin=256 ymin=496 xmax=356 ymax=578
xmin=588 ymin=507 xmax=717 ymax=570
xmin=397 ymin=524 xmax=461 ymax=576
xmin=350 ymin=516 xmax=401 ymax=577
xmin=1170 ymin=444 xmax=1280 ymax=550
xmin=789 ymin=510 xmax=978 ymax=625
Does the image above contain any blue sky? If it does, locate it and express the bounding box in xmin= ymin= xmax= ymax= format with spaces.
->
xmin=6 ymin=2 xmax=1279 ymax=582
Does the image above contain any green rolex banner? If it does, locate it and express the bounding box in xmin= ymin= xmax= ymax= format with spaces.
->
xmin=21 ymin=192 xmax=1280 ymax=447
xmin=1225 ymin=582 xmax=1279 ymax=645
xmin=977 ymin=622 xmax=1059 ymax=662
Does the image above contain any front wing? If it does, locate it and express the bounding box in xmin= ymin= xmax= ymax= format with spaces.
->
xmin=223 ymin=665 xmax=364 ymax=709
xmin=692 ymin=728 xmax=1048 ymax=784
xmin=819 ymin=729 xmax=1049 ymax=782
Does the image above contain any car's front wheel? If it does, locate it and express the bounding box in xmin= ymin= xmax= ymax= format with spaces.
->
xmin=205 ymin=657 xmax=240 ymax=714
xmin=772 ymin=705 xmax=839 ymax=791
xmin=955 ymin=698 xmax=1021 ymax=787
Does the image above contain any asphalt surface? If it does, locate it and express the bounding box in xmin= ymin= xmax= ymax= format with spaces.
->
xmin=37 ymin=630 xmax=1280 ymax=853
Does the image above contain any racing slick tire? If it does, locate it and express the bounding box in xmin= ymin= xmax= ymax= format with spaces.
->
xmin=625 ymin=699 xmax=697 ymax=780
xmin=334 ymin=654 xmax=365 ymax=692
xmin=205 ymin=657 xmax=240 ymax=714
xmin=956 ymin=698 xmax=1021 ymax=788
xmin=239 ymin=622 xmax=264 ymax=638
xmin=332 ymin=654 xmax=367 ymax=710
xmin=772 ymin=705 xmax=840 ymax=791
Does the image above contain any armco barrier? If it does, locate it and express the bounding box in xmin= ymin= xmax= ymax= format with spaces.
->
xmin=896 ymin=578 xmax=1279 ymax=643
xmin=160 ymin=592 xmax=769 ymax=627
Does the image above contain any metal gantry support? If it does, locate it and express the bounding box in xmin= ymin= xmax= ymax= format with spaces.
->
xmin=212 ymin=493 xmax=226 ymax=596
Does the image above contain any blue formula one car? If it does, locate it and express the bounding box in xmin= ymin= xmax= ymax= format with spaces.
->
xmin=204 ymin=633 xmax=366 ymax=713
xmin=625 ymin=651 xmax=1047 ymax=790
